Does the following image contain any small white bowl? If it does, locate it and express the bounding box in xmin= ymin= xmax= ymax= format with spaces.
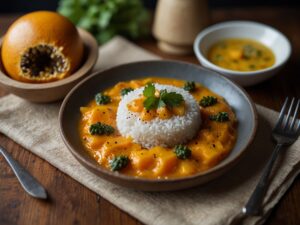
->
xmin=193 ymin=21 xmax=291 ymax=86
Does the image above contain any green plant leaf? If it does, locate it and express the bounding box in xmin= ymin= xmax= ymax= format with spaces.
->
xmin=174 ymin=145 xmax=192 ymax=159
xmin=209 ymin=112 xmax=229 ymax=122
xmin=157 ymin=99 xmax=166 ymax=108
xmin=109 ymin=155 xmax=129 ymax=171
xmin=57 ymin=0 xmax=150 ymax=44
xmin=183 ymin=81 xmax=196 ymax=92
xmin=95 ymin=93 xmax=111 ymax=105
xmin=89 ymin=122 xmax=114 ymax=135
xmin=120 ymin=88 xmax=134 ymax=96
xmin=199 ymin=96 xmax=218 ymax=107
xmin=160 ymin=92 xmax=183 ymax=107
xmin=143 ymin=96 xmax=159 ymax=110
xmin=143 ymin=83 xmax=155 ymax=98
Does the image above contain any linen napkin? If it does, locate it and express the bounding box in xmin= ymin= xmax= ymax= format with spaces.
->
xmin=0 ymin=36 xmax=299 ymax=225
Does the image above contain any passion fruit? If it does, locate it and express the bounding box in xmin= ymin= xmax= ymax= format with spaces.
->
xmin=1 ymin=11 xmax=84 ymax=83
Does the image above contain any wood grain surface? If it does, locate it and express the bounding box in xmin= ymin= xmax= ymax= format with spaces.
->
xmin=0 ymin=7 xmax=300 ymax=225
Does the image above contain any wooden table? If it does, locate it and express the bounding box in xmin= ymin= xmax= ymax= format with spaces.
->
xmin=0 ymin=7 xmax=299 ymax=225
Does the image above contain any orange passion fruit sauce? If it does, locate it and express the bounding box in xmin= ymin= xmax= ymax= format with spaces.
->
xmin=208 ymin=38 xmax=275 ymax=72
xmin=79 ymin=77 xmax=237 ymax=179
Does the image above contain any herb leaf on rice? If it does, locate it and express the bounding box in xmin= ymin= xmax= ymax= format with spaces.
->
xmin=142 ymin=84 xmax=184 ymax=110
xmin=160 ymin=90 xmax=184 ymax=107
xmin=143 ymin=96 xmax=159 ymax=110
xmin=143 ymin=83 xmax=155 ymax=97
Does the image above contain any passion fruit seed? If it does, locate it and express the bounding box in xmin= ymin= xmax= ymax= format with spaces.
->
xmin=20 ymin=44 xmax=70 ymax=80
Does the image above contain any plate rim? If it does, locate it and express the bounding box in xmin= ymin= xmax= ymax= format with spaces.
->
xmin=59 ymin=59 xmax=258 ymax=184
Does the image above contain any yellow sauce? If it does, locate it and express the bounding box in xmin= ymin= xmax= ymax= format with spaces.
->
xmin=79 ymin=77 xmax=237 ymax=179
xmin=208 ymin=38 xmax=275 ymax=71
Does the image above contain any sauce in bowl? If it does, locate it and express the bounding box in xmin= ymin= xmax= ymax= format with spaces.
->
xmin=207 ymin=38 xmax=275 ymax=72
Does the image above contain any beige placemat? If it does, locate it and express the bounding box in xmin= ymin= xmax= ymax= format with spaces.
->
xmin=0 ymin=37 xmax=299 ymax=225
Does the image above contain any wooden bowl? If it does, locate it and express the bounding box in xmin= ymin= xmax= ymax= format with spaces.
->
xmin=59 ymin=60 xmax=258 ymax=191
xmin=0 ymin=28 xmax=98 ymax=103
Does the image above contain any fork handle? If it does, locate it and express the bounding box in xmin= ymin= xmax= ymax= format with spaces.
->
xmin=0 ymin=145 xmax=47 ymax=199
xmin=242 ymin=143 xmax=283 ymax=216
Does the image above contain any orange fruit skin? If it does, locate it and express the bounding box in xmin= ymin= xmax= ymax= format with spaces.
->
xmin=1 ymin=11 xmax=84 ymax=83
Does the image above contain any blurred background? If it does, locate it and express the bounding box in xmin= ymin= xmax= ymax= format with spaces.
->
xmin=1 ymin=0 xmax=299 ymax=49
xmin=1 ymin=0 xmax=299 ymax=13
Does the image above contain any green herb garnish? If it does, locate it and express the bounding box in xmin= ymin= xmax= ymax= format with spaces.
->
xmin=120 ymin=88 xmax=134 ymax=96
xmin=199 ymin=96 xmax=218 ymax=107
xmin=58 ymin=0 xmax=150 ymax=44
xmin=160 ymin=90 xmax=184 ymax=107
xmin=209 ymin=112 xmax=229 ymax=122
xmin=183 ymin=81 xmax=196 ymax=92
xmin=214 ymin=54 xmax=223 ymax=61
xmin=109 ymin=155 xmax=129 ymax=171
xmin=174 ymin=145 xmax=192 ymax=159
xmin=95 ymin=93 xmax=111 ymax=105
xmin=143 ymin=83 xmax=155 ymax=97
xmin=249 ymin=64 xmax=256 ymax=70
xmin=142 ymin=84 xmax=184 ymax=110
xmin=89 ymin=122 xmax=114 ymax=135
xmin=243 ymin=45 xmax=261 ymax=59
xmin=143 ymin=96 xmax=159 ymax=110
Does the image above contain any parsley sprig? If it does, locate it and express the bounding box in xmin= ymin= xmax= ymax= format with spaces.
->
xmin=89 ymin=122 xmax=115 ymax=135
xmin=199 ymin=96 xmax=218 ymax=107
xmin=209 ymin=112 xmax=229 ymax=122
xmin=109 ymin=155 xmax=129 ymax=171
xmin=174 ymin=145 xmax=192 ymax=159
xmin=58 ymin=0 xmax=150 ymax=44
xmin=183 ymin=81 xmax=196 ymax=92
xmin=142 ymin=83 xmax=184 ymax=110
xmin=121 ymin=88 xmax=134 ymax=96
xmin=95 ymin=93 xmax=111 ymax=105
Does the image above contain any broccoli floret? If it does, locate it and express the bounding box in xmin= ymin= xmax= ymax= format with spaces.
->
xmin=174 ymin=145 xmax=192 ymax=159
xmin=95 ymin=93 xmax=111 ymax=105
xmin=199 ymin=96 xmax=218 ymax=107
xmin=109 ymin=155 xmax=129 ymax=171
xmin=120 ymin=88 xmax=134 ymax=96
xmin=183 ymin=81 xmax=196 ymax=92
xmin=89 ymin=122 xmax=114 ymax=135
xmin=209 ymin=112 xmax=229 ymax=122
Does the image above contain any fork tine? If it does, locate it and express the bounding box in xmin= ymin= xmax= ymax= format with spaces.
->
xmin=283 ymin=97 xmax=295 ymax=130
xmin=289 ymin=99 xmax=300 ymax=131
xmin=297 ymin=119 xmax=300 ymax=132
xmin=296 ymin=120 xmax=300 ymax=136
xmin=274 ymin=97 xmax=289 ymax=130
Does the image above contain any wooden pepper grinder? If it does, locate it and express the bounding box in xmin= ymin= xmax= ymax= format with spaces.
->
xmin=153 ymin=0 xmax=210 ymax=55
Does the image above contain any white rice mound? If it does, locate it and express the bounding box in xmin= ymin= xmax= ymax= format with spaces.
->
xmin=116 ymin=83 xmax=201 ymax=149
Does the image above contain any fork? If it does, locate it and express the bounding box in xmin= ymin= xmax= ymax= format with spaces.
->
xmin=0 ymin=145 xmax=47 ymax=199
xmin=243 ymin=97 xmax=300 ymax=216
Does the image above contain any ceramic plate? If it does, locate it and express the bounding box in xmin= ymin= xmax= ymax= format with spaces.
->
xmin=59 ymin=60 xmax=257 ymax=191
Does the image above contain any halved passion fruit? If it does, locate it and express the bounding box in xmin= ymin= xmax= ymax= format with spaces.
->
xmin=1 ymin=11 xmax=84 ymax=83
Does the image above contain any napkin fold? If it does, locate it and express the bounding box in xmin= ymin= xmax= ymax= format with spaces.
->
xmin=0 ymin=37 xmax=299 ymax=225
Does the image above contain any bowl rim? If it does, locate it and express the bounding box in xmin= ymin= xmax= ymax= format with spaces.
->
xmin=0 ymin=27 xmax=98 ymax=89
xmin=193 ymin=20 xmax=291 ymax=76
xmin=59 ymin=60 xmax=258 ymax=184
